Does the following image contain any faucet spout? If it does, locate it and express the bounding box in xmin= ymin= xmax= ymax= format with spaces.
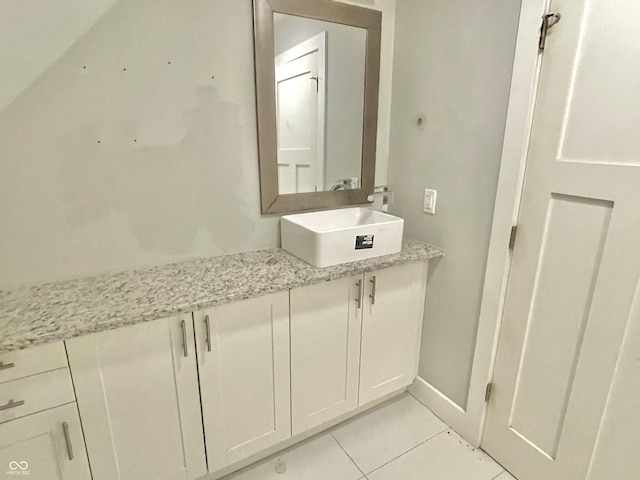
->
xmin=367 ymin=186 xmax=394 ymax=210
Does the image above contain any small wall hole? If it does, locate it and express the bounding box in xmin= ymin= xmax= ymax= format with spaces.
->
xmin=413 ymin=113 xmax=427 ymax=131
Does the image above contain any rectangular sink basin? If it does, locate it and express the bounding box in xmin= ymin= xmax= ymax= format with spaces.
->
xmin=281 ymin=207 xmax=404 ymax=267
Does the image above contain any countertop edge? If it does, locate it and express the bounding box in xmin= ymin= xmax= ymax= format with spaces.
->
xmin=0 ymin=240 xmax=443 ymax=353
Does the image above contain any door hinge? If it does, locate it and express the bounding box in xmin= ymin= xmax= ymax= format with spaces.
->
xmin=485 ymin=382 xmax=494 ymax=402
xmin=539 ymin=13 xmax=561 ymax=51
xmin=509 ymin=225 xmax=518 ymax=250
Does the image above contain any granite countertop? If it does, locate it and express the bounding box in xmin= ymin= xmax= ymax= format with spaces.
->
xmin=0 ymin=240 xmax=443 ymax=353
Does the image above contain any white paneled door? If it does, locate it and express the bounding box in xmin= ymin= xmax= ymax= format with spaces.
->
xmin=66 ymin=316 xmax=206 ymax=480
xmin=194 ymin=292 xmax=291 ymax=473
xmin=483 ymin=1 xmax=640 ymax=479
xmin=275 ymin=33 xmax=326 ymax=194
xmin=290 ymin=276 xmax=362 ymax=436
xmin=359 ymin=262 xmax=427 ymax=405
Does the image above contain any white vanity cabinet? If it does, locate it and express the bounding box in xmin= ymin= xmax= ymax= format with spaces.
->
xmin=193 ymin=292 xmax=291 ymax=472
xmin=65 ymin=315 xmax=206 ymax=480
xmin=289 ymin=261 xmax=428 ymax=434
xmin=290 ymin=276 xmax=362 ymax=436
xmin=359 ymin=261 xmax=427 ymax=404
xmin=16 ymin=259 xmax=429 ymax=478
xmin=0 ymin=343 xmax=92 ymax=480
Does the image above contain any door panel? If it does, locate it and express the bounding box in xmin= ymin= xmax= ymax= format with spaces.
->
xmin=275 ymin=33 xmax=326 ymax=194
xmin=66 ymin=316 xmax=206 ymax=480
xmin=587 ymin=284 xmax=640 ymax=479
xmin=508 ymin=195 xmax=612 ymax=458
xmin=0 ymin=403 xmax=91 ymax=480
xmin=290 ymin=276 xmax=361 ymax=435
xmin=483 ymin=1 xmax=640 ymax=478
xmin=194 ymin=292 xmax=291 ymax=472
xmin=359 ymin=262 xmax=427 ymax=405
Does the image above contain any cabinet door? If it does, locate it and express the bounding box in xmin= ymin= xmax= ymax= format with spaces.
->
xmin=0 ymin=403 xmax=91 ymax=480
xmin=290 ymin=276 xmax=362 ymax=436
xmin=66 ymin=316 xmax=206 ymax=480
xmin=359 ymin=262 xmax=428 ymax=405
xmin=194 ymin=292 xmax=290 ymax=472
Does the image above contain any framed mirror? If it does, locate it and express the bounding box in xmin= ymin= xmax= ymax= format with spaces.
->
xmin=253 ymin=0 xmax=382 ymax=214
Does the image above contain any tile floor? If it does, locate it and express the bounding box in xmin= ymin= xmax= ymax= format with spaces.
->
xmin=224 ymin=393 xmax=517 ymax=480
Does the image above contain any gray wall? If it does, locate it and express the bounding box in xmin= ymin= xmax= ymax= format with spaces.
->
xmin=388 ymin=0 xmax=520 ymax=408
xmin=0 ymin=0 xmax=395 ymax=289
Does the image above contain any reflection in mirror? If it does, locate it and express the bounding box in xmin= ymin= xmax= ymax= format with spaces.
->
xmin=273 ymin=14 xmax=366 ymax=195
xmin=253 ymin=0 xmax=381 ymax=214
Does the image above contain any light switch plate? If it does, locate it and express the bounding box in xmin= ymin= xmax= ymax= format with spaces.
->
xmin=423 ymin=189 xmax=437 ymax=215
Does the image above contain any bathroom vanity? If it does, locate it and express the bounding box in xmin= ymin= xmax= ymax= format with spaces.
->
xmin=0 ymin=241 xmax=442 ymax=480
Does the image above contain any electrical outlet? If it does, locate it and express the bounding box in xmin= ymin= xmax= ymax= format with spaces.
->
xmin=423 ymin=189 xmax=437 ymax=215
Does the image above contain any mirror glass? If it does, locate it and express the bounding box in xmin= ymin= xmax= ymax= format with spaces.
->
xmin=254 ymin=0 xmax=381 ymax=214
xmin=273 ymin=14 xmax=366 ymax=194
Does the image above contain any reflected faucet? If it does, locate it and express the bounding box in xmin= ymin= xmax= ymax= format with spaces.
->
xmin=331 ymin=178 xmax=360 ymax=191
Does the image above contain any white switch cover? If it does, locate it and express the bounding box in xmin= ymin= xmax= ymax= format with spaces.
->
xmin=423 ymin=189 xmax=437 ymax=215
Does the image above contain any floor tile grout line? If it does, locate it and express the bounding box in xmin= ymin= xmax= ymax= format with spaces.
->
xmin=362 ymin=426 xmax=450 ymax=477
xmin=330 ymin=431 xmax=367 ymax=478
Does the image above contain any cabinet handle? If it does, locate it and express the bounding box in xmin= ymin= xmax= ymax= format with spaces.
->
xmin=0 ymin=361 xmax=15 ymax=371
xmin=0 ymin=399 xmax=24 ymax=411
xmin=181 ymin=320 xmax=188 ymax=358
xmin=204 ymin=315 xmax=212 ymax=352
xmin=369 ymin=276 xmax=377 ymax=305
xmin=62 ymin=422 xmax=74 ymax=461
xmin=355 ymin=279 xmax=363 ymax=308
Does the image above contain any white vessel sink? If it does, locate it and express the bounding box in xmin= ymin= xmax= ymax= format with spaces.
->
xmin=281 ymin=207 xmax=404 ymax=268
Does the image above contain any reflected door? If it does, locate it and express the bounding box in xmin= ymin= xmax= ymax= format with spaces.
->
xmin=483 ymin=1 xmax=640 ymax=479
xmin=275 ymin=33 xmax=326 ymax=194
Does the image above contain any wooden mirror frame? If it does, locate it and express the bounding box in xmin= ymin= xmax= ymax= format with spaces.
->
xmin=253 ymin=0 xmax=382 ymax=214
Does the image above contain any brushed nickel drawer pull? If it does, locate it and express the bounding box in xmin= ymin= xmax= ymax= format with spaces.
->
xmin=62 ymin=422 xmax=74 ymax=460
xmin=204 ymin=315 xmax=212 ymax=352
xmin=369 ymin=275 xmax=377 ymax=305
xmin=355 ymin=279 xmax=363 ymax=308
xmin=0 ymin=399 xmax=25 ymax=411
xmin=181 ymin=320 xmax=188 ymax=358
xmin=0 ymin=362 xmax=15 ymax=371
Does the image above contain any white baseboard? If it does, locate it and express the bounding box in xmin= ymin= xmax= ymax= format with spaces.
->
xmin=408 ymin=376 xmax=480 ymax=447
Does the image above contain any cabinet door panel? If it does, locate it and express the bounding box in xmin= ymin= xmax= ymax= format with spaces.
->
xmin=0 ymin=403 xmax=91 ymax=480
xmin=194 ymin=292 xmax=290 ymax=472
xmin=66 ymin=317 xmax=206 ymax=480
xmin=360 ymin=262 xmax=427 ymax=404
xmin=290 ymin=276 xmax=361 ymax=435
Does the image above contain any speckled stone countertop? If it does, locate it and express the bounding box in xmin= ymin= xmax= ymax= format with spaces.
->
xmin=0 ymin=240 xmax=443 ymax=352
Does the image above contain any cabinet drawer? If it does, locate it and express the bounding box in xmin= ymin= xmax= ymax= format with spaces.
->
xmin=0 ymin=368 xmax=75 ymax=423
xmin=0 ymin=342 xmax=68 ymax=384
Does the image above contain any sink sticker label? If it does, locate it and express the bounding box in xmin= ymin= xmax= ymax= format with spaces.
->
xmin=355 ymin=234 xmax=374 ymax=250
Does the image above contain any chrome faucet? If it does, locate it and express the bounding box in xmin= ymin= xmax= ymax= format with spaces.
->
xmin=367 ymin=186 xmax=393 ymax=212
